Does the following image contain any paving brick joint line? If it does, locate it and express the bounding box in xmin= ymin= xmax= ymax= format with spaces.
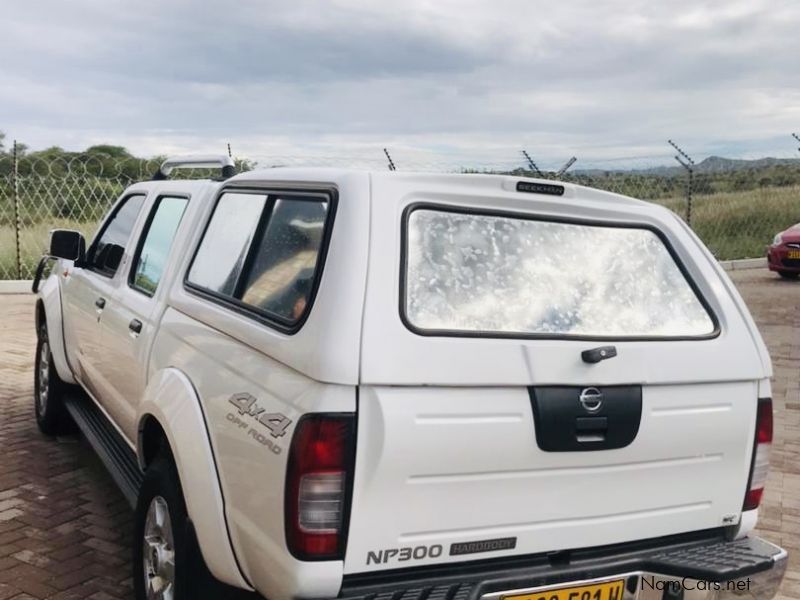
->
xmin=0 ymin=269 xmax=798 ymax=598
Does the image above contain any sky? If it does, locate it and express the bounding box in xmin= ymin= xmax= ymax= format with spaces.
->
xmin=3 ymin=0 xmax=800 ymax=170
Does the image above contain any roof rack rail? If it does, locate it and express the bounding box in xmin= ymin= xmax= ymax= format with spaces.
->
xmin=152 ymin=155 xmax=236 ymax=181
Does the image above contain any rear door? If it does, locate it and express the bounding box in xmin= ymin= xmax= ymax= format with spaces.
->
xmin=97 ymin=194 xmax=189 ymax=440
xmin=345 ymin=174 xmax=769 ymax=574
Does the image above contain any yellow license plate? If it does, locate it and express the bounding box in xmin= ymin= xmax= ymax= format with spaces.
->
xmin=787 ymin=250 xmax=800 ymax=259
xmin=503 ymin=579 xmax=625 ymax=600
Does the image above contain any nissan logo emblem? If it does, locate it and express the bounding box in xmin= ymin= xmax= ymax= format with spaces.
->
xmin=579 ymin=387 xmax=603 ymax=413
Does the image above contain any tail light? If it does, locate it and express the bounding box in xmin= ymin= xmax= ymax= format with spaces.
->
xmin=285 ymin=414 xmax=355 ymax=560
xmin=744 ymin=398 xmax=773 ymax=511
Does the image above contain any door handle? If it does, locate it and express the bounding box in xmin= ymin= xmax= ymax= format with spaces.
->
xmin=129 ymin=319 xmax=143 ymax=335
xmin=95 ymin=297 xmax=106 ymax=309
xmin=128 ymin=319 xmax=142 ymax=336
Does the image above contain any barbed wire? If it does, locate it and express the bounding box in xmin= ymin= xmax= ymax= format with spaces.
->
xmin=2 ymin=149 xmax=800 ymax=280
xmin=0 ymin=154 xmax=164 ymax=179
xmin=2 ymin=148 xmax=798 ymax=176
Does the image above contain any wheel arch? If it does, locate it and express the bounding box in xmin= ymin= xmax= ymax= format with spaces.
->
xmin=36 ymin=273 xmax=76 ymax=384
xmin=35 ymin=298 xmax=45 ymax=332
xmin=136 ymin=367 xmax=253 ymax=592
xmin=138 ymin=414 xmax=170 ymax=471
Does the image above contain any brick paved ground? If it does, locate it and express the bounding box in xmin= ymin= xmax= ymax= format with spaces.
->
xmin=0 ymin=269 xmax=798 ymax=599
xmin=0 ymin=295 xmax=133 ymax=599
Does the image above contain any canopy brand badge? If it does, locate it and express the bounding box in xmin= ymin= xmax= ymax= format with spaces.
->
xmin=449 ymin=537 xmax=517 ymax=556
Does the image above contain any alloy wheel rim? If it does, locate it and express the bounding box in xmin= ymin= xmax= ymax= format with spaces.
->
xmin=37 ymin=341 xmax=50 ymax=415
xmin=143 ymin=496 xmax=176 ymax=600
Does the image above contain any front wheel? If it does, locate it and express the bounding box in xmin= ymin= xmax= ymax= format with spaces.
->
xmin=34 ymin=321 xmax=71 ymax=435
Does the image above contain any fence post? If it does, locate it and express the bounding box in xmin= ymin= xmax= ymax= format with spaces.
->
xmin=12 ymin=140 xmax=21 ymax=280
xmin=668 ymin=140 xmax=695 ymax=228
xmin=556 ymin=157 xmax=577 ymax=178
xmin=686 ymin=166 xmax=694 ymax=227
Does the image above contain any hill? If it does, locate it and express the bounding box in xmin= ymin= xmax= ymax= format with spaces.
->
xmin=575 ymin=155 xmax=800 ymax=177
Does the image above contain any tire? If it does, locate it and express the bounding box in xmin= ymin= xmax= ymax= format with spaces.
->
xmin=34 ymin=320 xmax=71 ymax=435
xmin=778 ymin=270 xmax=799 ymax=280
xmin=134 ymin=453 xmax=223 ymax=600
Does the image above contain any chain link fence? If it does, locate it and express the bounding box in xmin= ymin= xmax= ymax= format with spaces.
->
xmin=0 ymin=148 xmax=219 ymax=280
xmin=558 ymin=169 xmax=799 ymax=261
xmin=2 ymin=143 xmax=799 ymax=279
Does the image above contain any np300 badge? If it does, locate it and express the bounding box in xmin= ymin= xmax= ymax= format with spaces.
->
xmin=367 ymin=544 xmax=443 ymax=565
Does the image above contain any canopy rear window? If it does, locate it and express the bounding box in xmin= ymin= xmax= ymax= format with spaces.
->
xmin=402 ymin=206 xmax=716 ymax=339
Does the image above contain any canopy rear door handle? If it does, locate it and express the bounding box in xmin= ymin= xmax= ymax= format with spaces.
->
xmin=581 ymin=345 xmax=617 ymax=364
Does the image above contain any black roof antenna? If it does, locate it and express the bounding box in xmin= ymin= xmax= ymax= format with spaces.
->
xmin=384 ymin=148 xmax=397 ymax=171
xmin=521 ymin=150 xmax=544 ymax=178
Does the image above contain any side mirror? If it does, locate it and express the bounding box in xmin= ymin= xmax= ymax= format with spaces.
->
xmin=49 ymin=229 xmax=86 ymax=263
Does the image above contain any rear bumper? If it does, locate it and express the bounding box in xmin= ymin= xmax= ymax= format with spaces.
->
xmin=338 ymin=534 xmax=786 ymax=600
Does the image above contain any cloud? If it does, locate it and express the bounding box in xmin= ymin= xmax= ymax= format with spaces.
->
xmin=2 ymin=0 xmax=800 ymax=168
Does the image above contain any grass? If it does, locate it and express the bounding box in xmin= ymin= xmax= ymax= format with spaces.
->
xmin=646 ymin=185 xmax=800 ymax=260
xmin=1 ymin=184 xmax=798 ymax=279
xmin=0 ymin=219 xmax=98 ymax=279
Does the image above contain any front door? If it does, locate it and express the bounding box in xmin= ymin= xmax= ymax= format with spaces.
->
xmin=61 ymin=193 xmax=147 ymax=405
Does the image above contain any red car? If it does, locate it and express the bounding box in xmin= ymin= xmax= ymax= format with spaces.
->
xmin=767 ymin=223 xmax=800 ymax=279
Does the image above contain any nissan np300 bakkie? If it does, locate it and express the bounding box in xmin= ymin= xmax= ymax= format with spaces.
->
xmin=32 ymin=156 xmax=786 ymax=599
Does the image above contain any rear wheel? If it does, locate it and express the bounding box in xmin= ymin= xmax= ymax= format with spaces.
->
xmin=34 ymin=321 xmax=71 ymax=435
xmin=134 ymin=453 xmax=230 ymax=600
xmin=778 ymin=270 xmax=799 ymax=280
xmin=135 ymin=456 xmax=190 ymax=600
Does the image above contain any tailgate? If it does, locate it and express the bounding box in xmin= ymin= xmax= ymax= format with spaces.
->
xmin=344 ymin=381 xmax=757 ymax=573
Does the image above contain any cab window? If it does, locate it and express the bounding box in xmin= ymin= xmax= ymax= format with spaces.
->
xmin=87 ymin=194 xmax=146 ymax=277
xmin=130 ymin=196 xmax=189 ymax=296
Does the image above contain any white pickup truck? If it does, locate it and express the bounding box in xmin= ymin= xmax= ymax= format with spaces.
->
xmin=33 ymin=156 xmax=786 ymax=600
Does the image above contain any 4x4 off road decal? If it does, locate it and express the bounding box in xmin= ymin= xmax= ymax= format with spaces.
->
xmin=226 ymin=393 xmax=292 ymax=455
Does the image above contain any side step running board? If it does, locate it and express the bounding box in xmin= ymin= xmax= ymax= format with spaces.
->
xmin=64 ymin=393 xmax=143 ymax=508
